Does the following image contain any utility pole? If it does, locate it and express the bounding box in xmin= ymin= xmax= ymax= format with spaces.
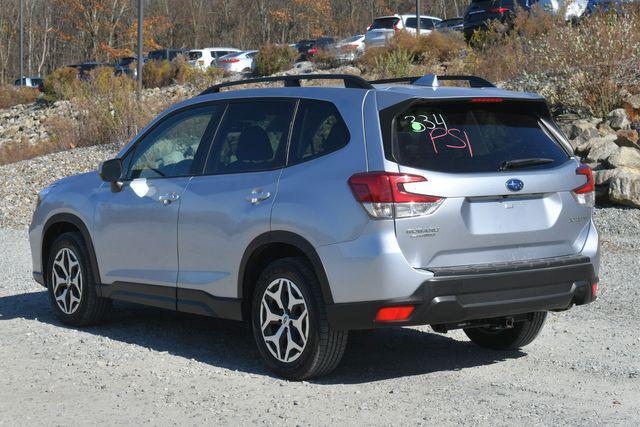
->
xmin=19 ymin=0 xmax=24 ymax=85
xmin=136 ymin=0 xmax=143 ymax=101
xmin=416 ymin=0 xmax=421 ymax=37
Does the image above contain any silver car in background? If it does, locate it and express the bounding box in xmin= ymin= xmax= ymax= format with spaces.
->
xmin=29 ymin=73 xmax=599 ymax=380
xmin=334 ymin=35 xmax=365 ymax=62
xmin=216 ymin=50 xmax=258 ymax=74
xmin=365 ymin=14 xmax=442 ymax=47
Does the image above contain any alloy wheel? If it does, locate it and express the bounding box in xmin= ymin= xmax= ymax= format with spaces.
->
xmin=51 ymin=248 xmax=83 ymax=315
xmin=259 ymin=278 xmax=309 ymax=363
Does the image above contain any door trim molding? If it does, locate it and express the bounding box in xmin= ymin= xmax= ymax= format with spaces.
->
xmin=98 ymin=281 xmax=243 ymax=321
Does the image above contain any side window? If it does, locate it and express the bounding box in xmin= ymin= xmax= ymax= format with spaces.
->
xmin=422 ymin=18 xmax=437 ymax=29
xmin=127 ymin=105 xmax=222 ymax=179
xmin=204 ymin=100 xmax=295 ymax=174
xmin=288 ymin=100 xmax=350 ymax=166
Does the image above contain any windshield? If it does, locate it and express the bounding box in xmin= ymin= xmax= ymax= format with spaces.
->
xmin=390 ymin=102 xmax=569 ymax=173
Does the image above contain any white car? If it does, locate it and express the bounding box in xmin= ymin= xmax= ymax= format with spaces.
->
xmin=187 ymin=47 xmax=241 ymax=70
xmin=216 ymin=50 xmax=258 ymax=74
xmin=334 ymin=35 xmax=365 ymax=62
xmin=537 ymin=0 xmax=589 ymax=20
xmin=364 ymin=14 xmax=442 ymax=48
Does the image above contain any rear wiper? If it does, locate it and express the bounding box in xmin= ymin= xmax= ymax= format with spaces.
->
xmin=498 ymin=158 xmax=554 ymax=171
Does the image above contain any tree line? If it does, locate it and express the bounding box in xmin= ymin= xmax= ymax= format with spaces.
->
xmin=0 ymin=0 xmax=470 ymax=83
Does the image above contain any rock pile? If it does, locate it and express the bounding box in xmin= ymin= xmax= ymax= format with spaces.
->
xmin=564 ymin=94 xmax=640 ymax=207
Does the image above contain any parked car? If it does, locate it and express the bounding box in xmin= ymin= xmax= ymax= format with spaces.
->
xmin=114 ymin=56 xmax=139 ymax=79
xmin=364 ymin=14 xmax=442 ymax=48
xmin=463 ymin=0 xmax=589 ymax=42
xmin=14 ymin=77 xmax=44 ymax=91
xmin=216 ymin=50 xmax=258 ymax=74
xmin=435 ymin=17 xmax=464 ymax=32
xmin=187 ymin=47 xmax=242 ymax=70
xmin=585 ymin=0 xmax=637 ymax=14
xmin=295 ymin=37 xmax=335 ymax=61
xmin=147 ymin=49 xmax=186 ymax=62
xmin=30 ymin=72 xmax=599 ymax=380
xmin=68 ymin=62 xmax=113 ymax=80
xmin=537 ymin=0 xmax=589 ymax=20
xmin=333 ymin=35 xmax=365 ymax=62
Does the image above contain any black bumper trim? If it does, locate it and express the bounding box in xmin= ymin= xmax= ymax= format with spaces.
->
xmin=326 ymin=258 xmax=597 ymax=330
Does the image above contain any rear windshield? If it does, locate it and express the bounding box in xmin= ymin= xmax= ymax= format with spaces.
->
xmin=389 ymin=102 xmax=569 ymax=173
xmin=370 ymin=17 xmax=400 ymax=29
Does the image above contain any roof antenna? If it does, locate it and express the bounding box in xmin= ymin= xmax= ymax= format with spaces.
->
xmin=412 ymin=74 xmax=439 ymax=90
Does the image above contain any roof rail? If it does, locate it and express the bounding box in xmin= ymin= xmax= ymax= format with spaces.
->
xmin=369 ymin=74 xmax=495 ymax=89
xmin=199 ymin=74 xmax=374 ymax=95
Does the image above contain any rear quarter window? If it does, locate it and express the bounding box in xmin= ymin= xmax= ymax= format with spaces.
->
xmin=387 ymin=101 xmax=569 ymax=173
xmin=288 ymin=100 xmax=350 ymax=165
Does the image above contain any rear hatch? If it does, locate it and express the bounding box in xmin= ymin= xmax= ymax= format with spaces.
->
xmin=379 ymin=98 xmax=593 ymax=269
xmin=464 ymin=0 xmax=522 ymax=29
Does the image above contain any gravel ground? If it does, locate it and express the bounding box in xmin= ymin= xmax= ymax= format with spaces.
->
xmin=0 ymin=208 xmax=639 ymax=425
xmin=0 ymin=144 xmax=118 ymax=228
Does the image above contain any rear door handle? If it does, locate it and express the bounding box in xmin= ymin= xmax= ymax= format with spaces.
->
xmin=158 ymin=192 xmax=180 ymax=205
xmin=246 ymin=189 xmax=271 ymax=205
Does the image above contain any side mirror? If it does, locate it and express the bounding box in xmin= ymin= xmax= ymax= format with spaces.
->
xmin=98 ymin=158 xmax=123 ymax=183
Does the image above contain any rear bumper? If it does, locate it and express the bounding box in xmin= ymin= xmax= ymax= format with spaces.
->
xmin=326 ymin=255 xmax=597 ymax=330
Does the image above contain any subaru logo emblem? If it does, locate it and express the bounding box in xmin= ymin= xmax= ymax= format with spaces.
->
xmin=506 ymin=178 xmax=524 ymax=192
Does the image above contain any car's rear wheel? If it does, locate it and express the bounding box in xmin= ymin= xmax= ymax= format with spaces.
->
xmin=46 ymin=232 xmax=111 ymax=326
xmin=463 ymin=312 xmax=547 ymax=350
xmin=251 ymin=257 xmax=348 ymax=380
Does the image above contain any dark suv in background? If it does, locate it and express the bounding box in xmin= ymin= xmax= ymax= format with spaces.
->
xmin=463 ymin=0 xmax=532 ymax=42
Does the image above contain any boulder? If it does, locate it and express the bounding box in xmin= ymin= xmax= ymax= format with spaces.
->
xmin=583 ymin=136 xmax=618 ymax=162
xmin=615 ymin=129 xmax=640 ymax=150
xmin=608 ymin=108 xmax=630 ymax=131
xmin=569 ymin=119 xmax=599 ymax=140
xmin=623 ymin=94 xmax=640 ymax=122
xmin=607 ymin=146 xmax=640 ymax=169
xmin=593 ymin=168 xmax=620 ymax=186
xmin=575 ymin=134 xmax=615 ymax=155
xmin=609 ymin=169 xmax=640 ymax=208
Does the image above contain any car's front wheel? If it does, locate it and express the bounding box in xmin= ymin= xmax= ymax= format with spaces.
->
xmin=46 ymin=232 xmax=111 ymax=326
xmin=463 ymin=312 xmax=547 ymax=350
xmin=251 ymin=257 xmax=348 ymax=380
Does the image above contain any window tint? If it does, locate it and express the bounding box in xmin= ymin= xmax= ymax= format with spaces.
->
xmin=204 ymin=100 xmax=295 ymax=174
xmin=289 ymin=100 xmax=350 ymax=165
xmin=370 ymin=17 xmax=399 ymax=29
xmin=391 ymin=102 xmax=569 ymax=173
xmin=406 ymin=17 xmax=438 ymax=29
xmin=128 ymin=105 xmax=222 ymax=179
xmin=422 ymin=18 xmax=437 ymax=29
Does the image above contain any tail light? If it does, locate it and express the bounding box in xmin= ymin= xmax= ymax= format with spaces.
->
xmin=348 ymin=172 xmax=443 ymax=219
xmin=470 ymin=97 xmax=504 ymax=103
xmin=489 ymin=7 xmax=509 ymax=13
xmin=573 ymin=164 xmax=595 ymax=206
xmin=307 ymin=47 xmax=318 ymax=55
xmin=393 ymin=22 xmax=400 ymax=32
xmin=366 ymin=24 xmax=372 ymax=31
xmin=221 ymin=58 xmax=240 ymax=63
xmin=375 ymin=305 xmax=415 ymax=322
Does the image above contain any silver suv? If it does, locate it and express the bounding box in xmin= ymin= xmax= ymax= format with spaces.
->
xmin=29 ymin=74 xmax=600 ymax=380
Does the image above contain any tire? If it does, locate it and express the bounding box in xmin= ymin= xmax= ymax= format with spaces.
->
xmin=251 ymin=257 xmax=348 ymax=380
xmin=463 ymin=312 xmax=547 ymax=350
xmin=46 ymin=232 xmax=111 ymax=326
